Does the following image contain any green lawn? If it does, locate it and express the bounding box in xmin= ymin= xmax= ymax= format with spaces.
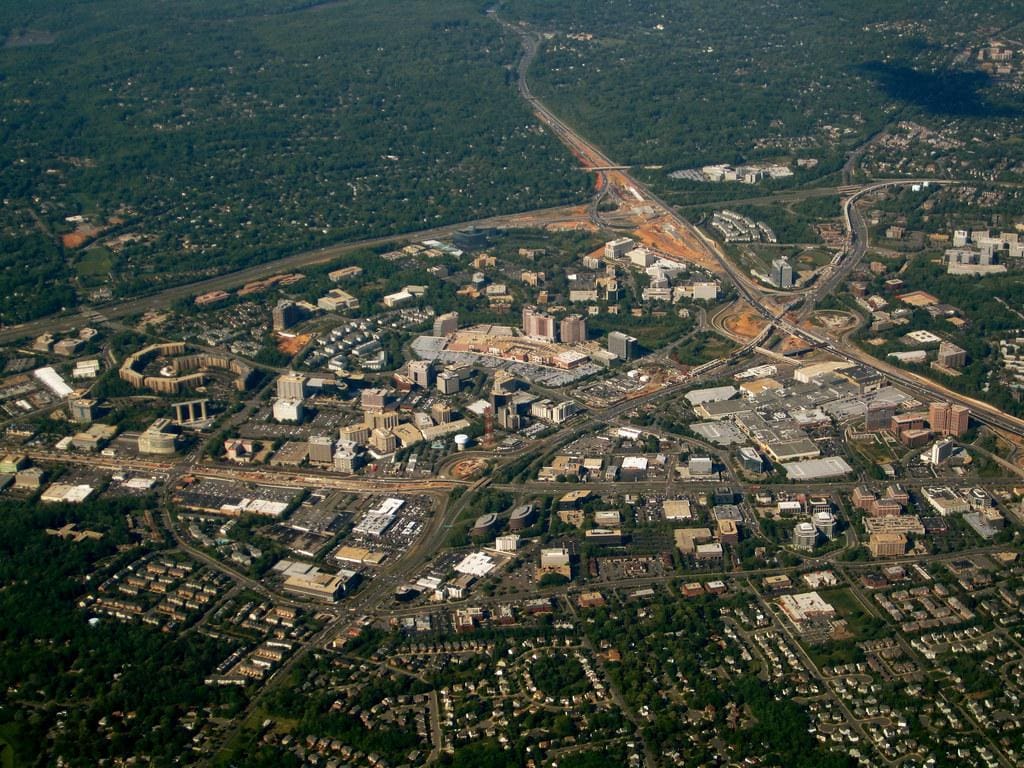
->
xmin=75 ymin=246 xmax=114 ymax=277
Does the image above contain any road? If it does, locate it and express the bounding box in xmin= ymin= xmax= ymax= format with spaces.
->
xmin=499 ymin=16 xmax=1024 ymax=440
xmin=0 ymin=203 xmax=587 ymax=346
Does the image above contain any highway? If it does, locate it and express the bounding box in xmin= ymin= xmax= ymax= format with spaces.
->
xmin=498 ymin=14 xmax=1024 ymax=441
xmin=0 ymin=203 xmax=588 ymax=346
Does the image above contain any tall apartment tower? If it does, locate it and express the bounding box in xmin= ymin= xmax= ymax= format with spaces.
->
xmin=559 ymin=315 xmax=587 ymax=345
xmin=522 ymin=306 xmax=557 ymax=342
xmin=277 ymin=372 xmax=308 ymax=401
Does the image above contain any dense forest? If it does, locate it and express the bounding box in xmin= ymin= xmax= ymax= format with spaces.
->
xmin=0 ymin=497 xmax=242 ymax=766
xmin=0 ymin=0 xmax=589 ymax=324
xmin=503 ymin=0 xmax=1024 ymax=198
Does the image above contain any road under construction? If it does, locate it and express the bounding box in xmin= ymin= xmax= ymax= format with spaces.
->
xmin=494 ymin=10 xmax=1024 ymax=442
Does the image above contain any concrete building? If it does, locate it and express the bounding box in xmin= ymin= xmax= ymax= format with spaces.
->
xmin=929 ymin=401 xmax=969 ymax=437
xmin=283 ymin=568 xmax=358 ymax=602
xmin=272 ymin=299 xmax=309 ymax=332
xmin=936 ymin=340 xmax=967 ymax=369
xmin=495 ymin=534 xmax=520 ymax=553
xmin=277 ymin=372 xmax=308 ymax=401
xmin=868 ymin=532 xmax=907 ymax=558
xmin=370 ymin=429 xmax=397 ymax=454
xmin=604 ymin=237 xmax=634 ymax=259
xmin=771 ymin=259 xmax=794 ymax=289
xmin=360 ymin=388 xmax=389 ymax=413
xmin=608 ymin=331 xmax=639 ymax=361
xmin=317 ymin=288 xmax=359 ymax=312
xmin=433 ymin=311 xmax=459 ymax=336
xmin=308 ymin=435 xmax=335 ymax=465
xmin=332 ymin=441 xmax=360 ymax=473
xmin=408 ymin=360 xmax=433 ymax=389
xmin=930 ymin=438 xmax=955 ymax=465
xmin=138 ymin=418 xmax=178 ymax=455
xmin=437 ymin=370 xmax=461 ymax=395
xmin=173 ymin=399 xmax=209 ymax=425
xmin=559 ymin=314 xmax=587 ymax=344
xmin=865 ymin=400 xmax=897 ymax=431
xmin=793 ymin=521 xmax=818 ymax=550
xmin=273 ymin=399 xmax=305 ymax=423
xmin=68 ymin=397 xmax=98 ymax=425
xmin=539 ymin=547 xmax=572 ymax=579
xmin=812 ymin=510 xmax=837 ymax=539
xmin=522 ymin=306 xmax=557 ymax=342
xmin=738 ymin=446 xmax=764 ymax=473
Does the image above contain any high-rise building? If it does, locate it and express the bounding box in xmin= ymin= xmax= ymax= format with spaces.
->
xmin=308 ymin=435 xmax=335 ymax=465
xmin=930 ymin=438 xmax=955 ymax=465
xmin=360 ymin=388 xmax=388 ymax=413
xmin=522 ymin=306 xmax=557 ymax=341
xmin=273 ymin=399 xmax=305 ymax=423
xmin=432 ymin=311 xmax=459 ymax=337
xmin=865 ymin=400 xmax=897 ymax=431
xmin=929 ymin=401 xmax=969 ymax=437
xmin=793 ymin=522 xmax=818 ymax=550
xmin=68 ymin=397 xmax=98 ymax=425
xmin=608 ymin=331 xmax=639 ymax=361
xmin=408 ymin=360 xmax=433 ymax=389
xmin=277 ymin=372 xmax=308 ymax=401
xmin=771 ymin=259 xmax=794 ymax=289
xmin=559 ymin=315 xmax=587 ymax=344
xmin=436 ymin=370 xmax=461 ymax=395
xmin=431 ymin=402 xmax=453 ymax=424
xmin=333 ymin=441 xmax=360 ymax=473
xmin=272 ymin=300 xmax=309 ymax=332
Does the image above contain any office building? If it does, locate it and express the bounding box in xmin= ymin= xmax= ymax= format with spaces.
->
xmin=277 ymin=372 xmax=308 ymax=401
xmin=283 ymin=568 xmax=358 ymax=602
xmin=360 ymin=388 xmax=388 ymax=413
xmin=138 ymin=418 xmax=178 ymax=455
xmin=273 ymin=399 xmax=304 ymax=423
xmin=608 ymin=331 xmax=639 ymax=361
xmin=495 ymin=534 xmax=521 ymax=553
xmin=317 ymin=288 xmax=359 ymax=312
xmin=865 ymin=400 xmax=896 ymax=431
xmin=408 ymin=360 xmax=433 ymax=389
xmin=793 ymin=522 xmax=818 ymax=550
xmin=68 ymin=397 xmax=98 ymax=425
xmin=738 ymin=446 xmax=764 ymax=473
xmin=272 ymin=300 xmax=308 ymax=332
xmin=430 ymin=402 xmax=453 ymax=425
xmin=437 ymin=370 xmax=461 ymax=395
xmin=812 ymin=510 xmax=837 ymax=539
xmin=868 ymin=532 xmax=907 ymax=558
xmin=308 ymin=435 xmax=335 ymax=465
xmin=604 ymin=237 xmax=634 ymax=259
xmin=930 ymin=438 xmax=955 ymax=465
xmin=433 ymin=311 xmax=459 ymax=336
xmin=333 ymin=441 xmax=360 ymax=473
xmin=936 ymin=340 xmax=967 ymax=369
xmin=771 ymin=258 xmax=794 ymax=289
xmin=929 ymin=401 xmax=969 ymax=437
xmin=559 ymin=314 xmax=587 ymax=344
xmin=522 ymin=306 xmax=557 ymax=342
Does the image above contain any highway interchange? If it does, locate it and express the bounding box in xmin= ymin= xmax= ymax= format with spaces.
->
xmin=6 ymin=12 xmax=1024 ymax=766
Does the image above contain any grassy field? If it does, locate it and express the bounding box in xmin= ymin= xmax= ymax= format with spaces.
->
xmin=75 ymin=246 xmax=114 ymax=277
